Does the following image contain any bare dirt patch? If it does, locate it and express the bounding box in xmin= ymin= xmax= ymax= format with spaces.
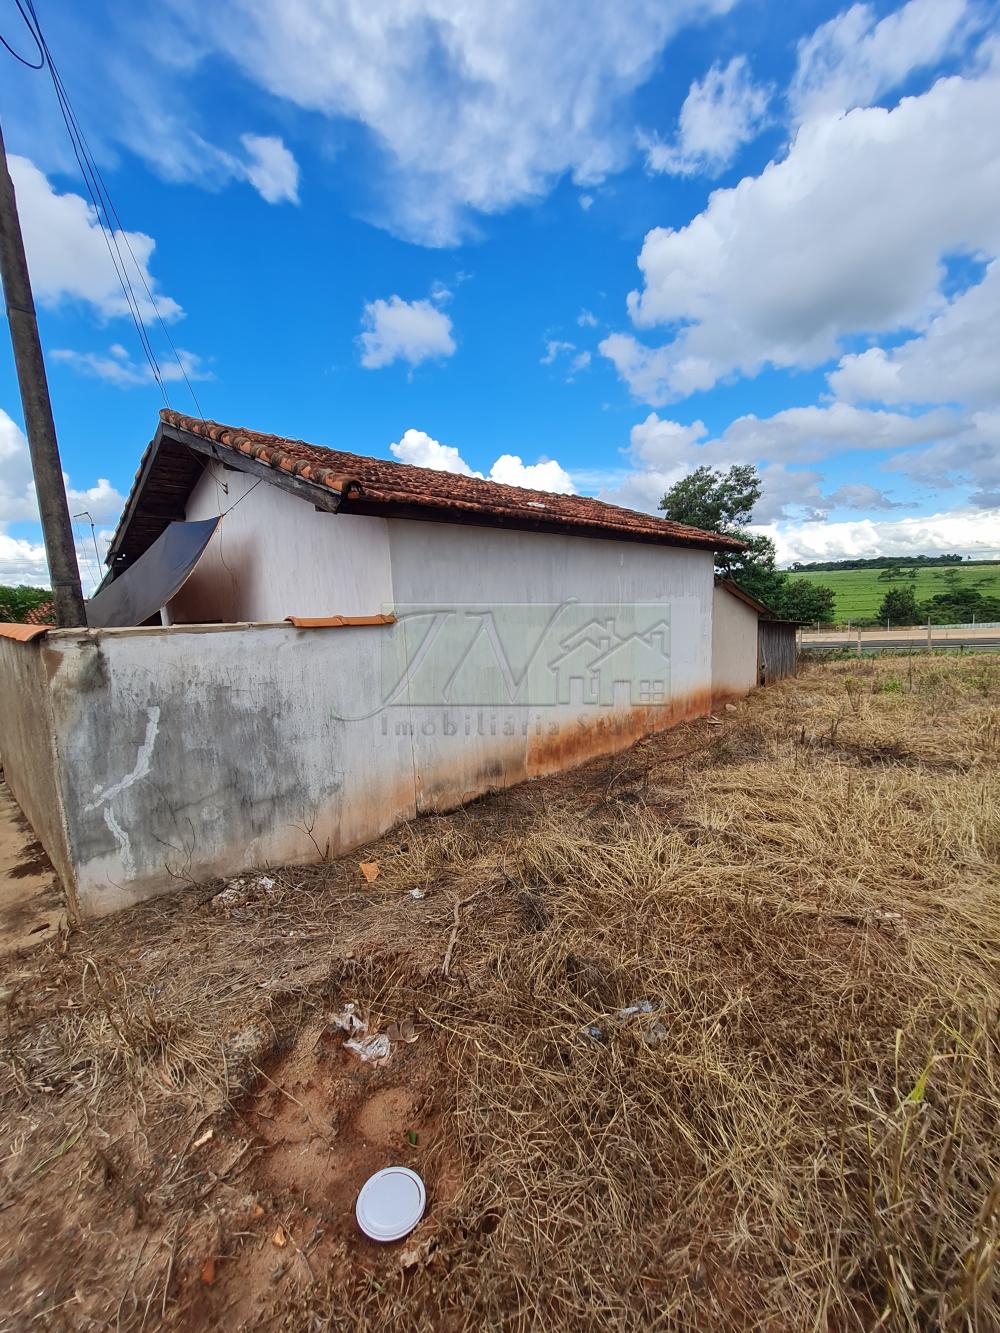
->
xmin=1 ymin=655 xmax=998 ymax=1331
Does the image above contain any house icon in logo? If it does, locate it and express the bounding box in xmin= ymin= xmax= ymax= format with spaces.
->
xmin=547 ymin=615 xmax=670 ymax=706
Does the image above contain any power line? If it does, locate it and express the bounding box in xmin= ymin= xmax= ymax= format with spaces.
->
xmin=24 ymin=0 xmax=205 ymax=418
xmin=4 ymin=1 xmax=205 ymax=417
xmin=0 ymin=0 xmax=42 ymax=67
xmin=71 ymin=513 xmax=100 ymax=594
xmin=222 ymin=477 xmax=262 ymax=516
xmin=20 ymin=1 xmax=168 ymax=405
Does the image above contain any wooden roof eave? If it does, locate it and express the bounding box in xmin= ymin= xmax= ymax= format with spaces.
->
xmin=105 ymin=423 xmax=348 ymax=575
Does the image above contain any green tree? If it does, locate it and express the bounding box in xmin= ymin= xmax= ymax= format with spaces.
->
xmin=659 ymin=463 xmax=835 ymax=617
xmin=877 ymin=564 xmax=916 ymax=582
xmin=774 ymin=580 xmax=836 ymax=623
xmin=0 ymin=585 xmax=54 ymax=623
xmin=920 ymin=587 xmax=1000 ymax=625
xmin=877 ymin=585 xmax=920 ymax=626
xmin=659 ymin=462 xmax=778 ymax=587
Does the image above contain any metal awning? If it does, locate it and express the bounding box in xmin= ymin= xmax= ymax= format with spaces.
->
xmin=85 ymin=517 xmax=220 ymax=629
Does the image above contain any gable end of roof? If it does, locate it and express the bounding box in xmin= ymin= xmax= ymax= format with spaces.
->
xmin=108 ymin=411 xmax=748 ymax=571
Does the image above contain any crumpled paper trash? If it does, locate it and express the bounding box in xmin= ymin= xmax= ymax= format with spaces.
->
xmin=329 ymin=1004 xmax=418 ymax=1066
xmin=345 ymin=1033 xmax=392 ymax=1063
xmin=330 ymin=1002 xmax=367 ymax=1036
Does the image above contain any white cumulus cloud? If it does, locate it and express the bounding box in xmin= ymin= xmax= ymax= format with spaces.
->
xmin=388 ymin=428 xmax=574 ymax=494
xmin=760 ymin=507 xmax=1000 ymax=566
xmin=598 ymin=400 xmax=987 ymax=522
xmin=390 ymin=428 xmax=478 ymax=475
xmin=642 ymin=55 xmax=770 ymax=177
xmin=605 ymin=61 xmax=1000 ymax=404
xmin=52 ymin=344 xmax=213 ymax=388
xmin=240 ymin=133 xmax=300 ymax=203
xmin=489 ymin=455 xmax=575 ymax=493
xmin=358 ymin=296 xmax=456 ymax=370
xmin=884 ymin=409 xmax=1000 ymax=509
xmin=789 ymin=0 xmax=978 ymax=123
xmin=541 ymin=340 xmax=592 ymax=380
xmin=1 ymin=409 xmax=125 ymax=524
xmin=0 ymin=533 xmax=51 ymax=587
xmin=164 ymin=0 xmax=737 ymax=244
xmin=829 ymin=260 xmax=1000 ymax=408
xmin=9 ymin=155 xmax=182 ymax=324
xmin=541 ymin=340 xmax=576 ymax=366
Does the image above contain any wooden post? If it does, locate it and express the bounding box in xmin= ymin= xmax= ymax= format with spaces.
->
xmin=0 ymin=123 xmax=85 ymax=626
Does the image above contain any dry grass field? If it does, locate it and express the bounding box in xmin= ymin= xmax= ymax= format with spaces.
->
xmin=1 ymin=654 xmax=998 ymax=1331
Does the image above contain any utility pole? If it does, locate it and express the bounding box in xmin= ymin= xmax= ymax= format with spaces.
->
xmin=0 ymin=120 xmax=85 ymax=627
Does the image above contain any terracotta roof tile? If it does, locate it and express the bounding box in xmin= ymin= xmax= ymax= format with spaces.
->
xmin=0 ymin=622 xmax=50 ymax=641
xmin=158 ymin=411 xmax=744 ymax=553
xmin=24 ymin=600 xmax=55 ymax=625
xmin=285 ymin=614 xmax=397 ymax=628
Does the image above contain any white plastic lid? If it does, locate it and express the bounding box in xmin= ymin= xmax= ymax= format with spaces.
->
xmin=355 ymin=1166 xmax=426 ymax=1242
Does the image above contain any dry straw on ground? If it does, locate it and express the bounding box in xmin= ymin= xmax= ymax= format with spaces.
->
xmin=1 ymin=652 xmax=998 ymax=1330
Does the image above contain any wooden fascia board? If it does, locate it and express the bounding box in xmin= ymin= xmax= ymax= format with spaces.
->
xmin=161 ymin=423 xmax=344 ymax=516
xmin=105 ymin=424 xmax=170 ymax=567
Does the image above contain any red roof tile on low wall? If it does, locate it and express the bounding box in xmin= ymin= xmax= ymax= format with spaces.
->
xmin=0 ymin=623 xmax=50 ymax=642
xmin=159 ymin=411 xmax=744 ymax=553
xmin=285 ymin=614 xmax=397 ymax=628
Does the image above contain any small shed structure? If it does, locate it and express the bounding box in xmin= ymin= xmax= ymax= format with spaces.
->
xmin=712 ymin=578 xmax=799 ymax=697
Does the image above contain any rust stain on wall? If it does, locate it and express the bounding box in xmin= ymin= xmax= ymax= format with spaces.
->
xmin=525 ymin=687 xmax=713 ymax=780
xmin=711 ymin=686 xmax=751 ymax=709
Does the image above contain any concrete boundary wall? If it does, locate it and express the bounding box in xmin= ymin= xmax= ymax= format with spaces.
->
xmin=0 ymin=636 xmax=77 ymax=913
xmin=1 ymin=600 xmax=714 ymax=919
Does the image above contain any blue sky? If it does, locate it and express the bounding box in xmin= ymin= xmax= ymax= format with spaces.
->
xmin=1 ymin=0 xmax=998 ymax=591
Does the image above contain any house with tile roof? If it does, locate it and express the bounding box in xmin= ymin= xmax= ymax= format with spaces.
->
xmin=101 ymin=411 xmax=745 ymax=627
xmin=0 ymin=411 xmax=794 ymax=920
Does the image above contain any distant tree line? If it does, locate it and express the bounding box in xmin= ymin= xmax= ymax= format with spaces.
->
xmin=788 ymin=555 xmax=967 ymax=572
xmin=877 ymin=570 xmax=1000 ymax=627
xmin=0 ymin=584 xmax=54 ymax=623
xmin=657 ymin=468 xmax=999 ymax=627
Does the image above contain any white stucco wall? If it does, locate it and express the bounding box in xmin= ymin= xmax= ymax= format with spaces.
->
xmin=168 ymin=462 xmax=392 ymax=623
xmin=711 ymin=584 xmax=760 ymax=699
xmin=387 ymin=519 xmax=714 ymax=800
xmin=26 ymin=572 xmax=714 ymax=916
xmin=0 ymin=479 xmax=726 ymax=919
xmin=0 ymin=636 xmax=76 ymax=912
xmin=167 ymin=483 xmax=717 ymax=822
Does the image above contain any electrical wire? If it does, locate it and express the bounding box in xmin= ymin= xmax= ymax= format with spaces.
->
xmin=20 ymin=1 xmax=168 ymax=405
xmin=5 ymin=1 xmax=205 ymax=417
xmin=0 ymin=0 xmax=43 ymax=67
xmin=72 ymin=519 xmax=100 ymax=594
xmin=222 ymin=477 xmax=262 ymax=516
xmin=24 ymin=0 xmax=205 ymax=418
